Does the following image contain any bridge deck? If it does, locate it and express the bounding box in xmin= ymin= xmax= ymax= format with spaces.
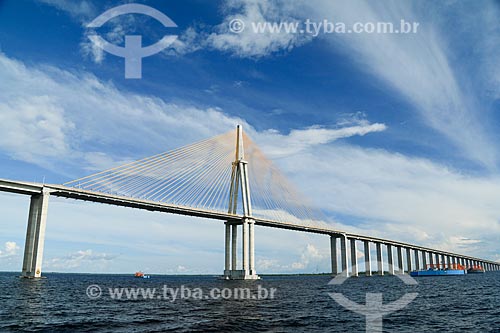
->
xmin=0 ymin=178 xmax=496 ymax=265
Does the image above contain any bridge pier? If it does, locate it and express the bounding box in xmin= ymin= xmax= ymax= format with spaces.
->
xmin=350 ymin=239 xmax=358 ymax=277
xmin=340 ymin=235 xmax=349 ymax=277
xmin=249 ymin=220 xmax=255 ymax=276
xmin=387 ymin=244 xmax=395 ymax=275
xmin=397 ymin=246 xmax=404 ymax=274
xmin=406 ymin=248 xmax=413 ymax=273
xmin=414 ymin=250 xmax=420 ymax=271
xmin=232 ymin=224 xmax=237 ymax=270
xmin=364 ymin=241 xmax=371 ymax=276
xmin=224 ymin=219 xmax=259 ymax=280
xmin=21 ymin=191 xmax=50 ymax=278
xmin=330 ymin=236 xmax=338 ymax=275
xmin=376 ymin=243 xmax=383 ymax=275
xmin=224 ymin=222 xmax=232 ymax=276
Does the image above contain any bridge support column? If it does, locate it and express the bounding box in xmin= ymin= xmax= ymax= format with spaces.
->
xmin=330 ymin=236 xmax=338 ymax=275
xmin=414 ymin=250 xmax=420 ymax=271
xmin=387 ymin=244 xmax=395 ymax=275
xmin=350 ymin=239 xmax=358 ymax=277
xmin=364 ymin=241 xmax=371 ymax=276
xmin=231 ymin=224 xmax=237 ymax=270
xmin=340 ymin=235 xmax=349 ymax=277
xmin=223 ymin=222 xmax=238 ymax=279
xmin=429 ymin=252 xmax=434 ymax=267
xmin=406 ymin=248 xmax=412 ymax=273
xmin=422 ymin=251 xmax=427 ymax=269
xmin=249 ymin=220 xmax=256 ymax=276
xmin=397 ymin=247 xmax=404 ymax=274
xmin=225 ymin=220 xmax=259 ymax=280
xmin=224 ymin=222 xmax=231 ymax=277
xmin=376 ymin=243 xmax=383 ymax=275
xmin=21 ymin=191 xmax=50 ymax=278
xmin=242 ymin=220 xmax=249 ymax=275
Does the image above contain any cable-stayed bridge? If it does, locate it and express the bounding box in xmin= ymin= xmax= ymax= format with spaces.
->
xmin=1 ymin=126 xmax=498 ymax=279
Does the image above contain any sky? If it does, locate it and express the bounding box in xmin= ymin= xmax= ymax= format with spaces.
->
xmin=0 ymin=0 xmax=499 ymax=274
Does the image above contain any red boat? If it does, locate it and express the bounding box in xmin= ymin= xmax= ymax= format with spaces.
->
xmin=134 ymin=271 xmax=151 ymax=278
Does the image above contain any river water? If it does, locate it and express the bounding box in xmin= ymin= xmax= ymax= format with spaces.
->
xmin=1 ymin=272 xmax=499 ymax=332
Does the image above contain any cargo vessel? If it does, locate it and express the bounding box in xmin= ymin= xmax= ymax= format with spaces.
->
xmin=410 ymin=264 xmax=467 ymax=277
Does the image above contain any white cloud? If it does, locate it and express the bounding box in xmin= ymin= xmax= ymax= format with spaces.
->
xmin=0 ymin=53 xmax=241 ymax=173
xmin=163 ymin=27 xmax=203 ymax=56
xmin=258 ymin=122 xmax=386 ymax=159
xmin=0 ymin=53 xmax=383 ymax=176
xmin=291 ymin=243 xmax=324 ymax=269
xmin=308 ymin=0 xmax=497 ymax=169
xmin=205 ymin=0 xmax=499 ymax=169
xmin=80 ymin=13 xmax=138 ymax=64
xmin=277 ymin=142 xmax=500 ymax=258
xmin=46 ymin=249 xmax=117 ymax=269
xmin=37 ymin=0 xmax=96 ymax=21
xmin=0 ymin=241 xmax=20 ymax=257
xmin=0 ymin=96 xmax=74 ymax=164
xmin=0 ymin=48 xmax=499 ymax=270
xmin=206 ymin=0 xmax=310 ymax=57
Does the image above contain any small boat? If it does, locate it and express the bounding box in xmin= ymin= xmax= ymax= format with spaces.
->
xmin=134 ymin=271 xmax=151 ymax=278
xmin=467 ymin=265 xmax=485 ymax=274
xmin=410 ymin=264 xmax=467 ymax=277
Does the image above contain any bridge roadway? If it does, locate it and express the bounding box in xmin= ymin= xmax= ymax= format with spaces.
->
xmin=1 ymin=178 xmax=498 ymax=268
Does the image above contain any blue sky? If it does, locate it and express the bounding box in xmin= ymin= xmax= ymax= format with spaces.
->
xmin=0 ymin=0 xmax=499 ymax=274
